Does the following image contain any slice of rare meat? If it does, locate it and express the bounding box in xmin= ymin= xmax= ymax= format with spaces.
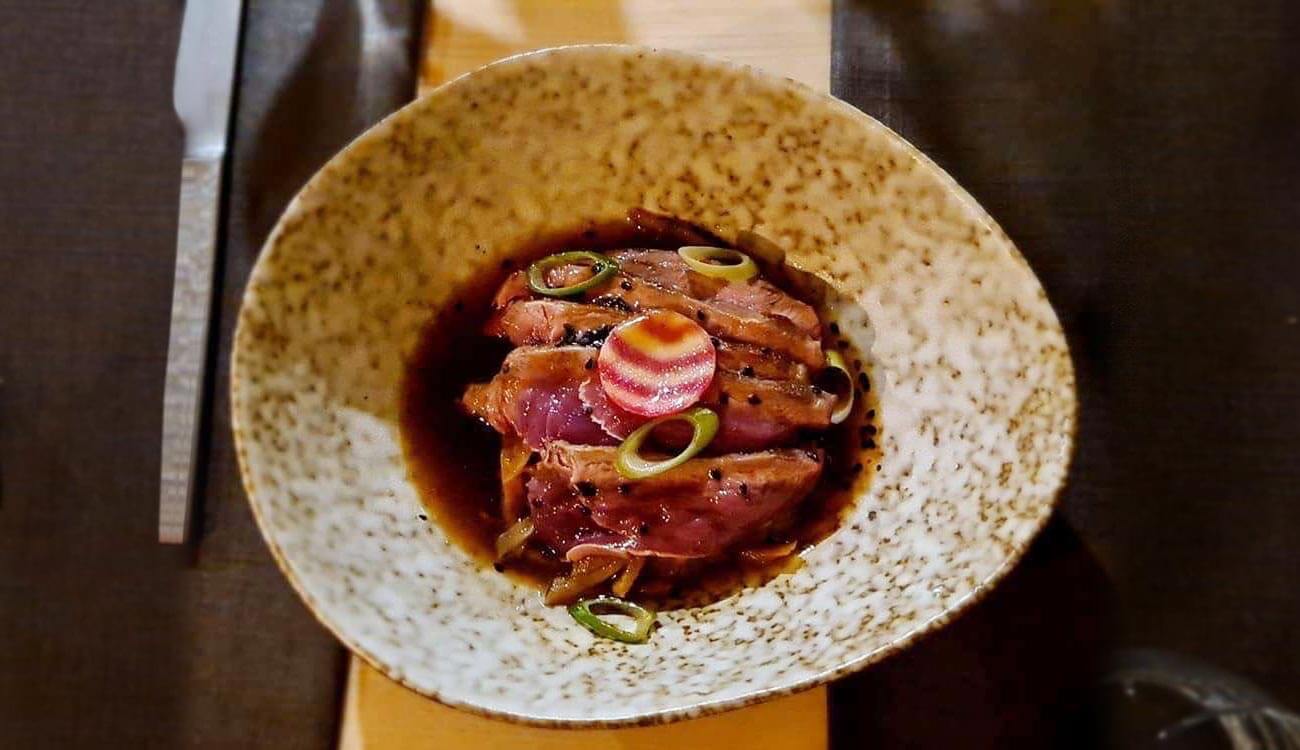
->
xmin=461 ymin=346 xmax=615 ymax=448
xmin=486 ymin=299 xmax=625 ymax=347
xmin=608 ymin=249 xmax=821 ymax=337
xmin=525 ymin=461 xmax=626 ymax=555
xmin=489 ymin=297 xmax=809 ymax=382
xmin=467 ymin=346 xmax=833 ymax=450
xmin=533 ymin=442 xmax=824 ymax=559
xmin=488 ymin=254 xmax=824 ymax=367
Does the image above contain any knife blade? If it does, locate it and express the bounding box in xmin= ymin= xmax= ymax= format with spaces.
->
xmin=160 ymin=0 xmax=245 ymax=544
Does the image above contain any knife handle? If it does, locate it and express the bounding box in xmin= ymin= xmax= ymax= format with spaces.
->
xmin=159 ymin=157 xmax=223 ymax=544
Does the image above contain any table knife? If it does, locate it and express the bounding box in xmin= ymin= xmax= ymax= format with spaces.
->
xmin=160 ymin=0 xmax=245 ymax=544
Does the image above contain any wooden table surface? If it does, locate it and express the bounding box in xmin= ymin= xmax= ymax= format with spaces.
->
xmin=1 ymin=1 xmax=1297 ymax=748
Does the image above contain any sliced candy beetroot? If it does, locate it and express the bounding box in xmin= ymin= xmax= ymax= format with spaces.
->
xmin=597 ymin=310 xmax=716 ymax=417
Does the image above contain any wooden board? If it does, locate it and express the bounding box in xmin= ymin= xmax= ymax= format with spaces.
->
xmin=340 ymin=658 xmax=826 ymax=750
xmin=340 ymin=2 xmax=831 ymax=747
xmin=419 ymin=0 xmax=831 ymax=94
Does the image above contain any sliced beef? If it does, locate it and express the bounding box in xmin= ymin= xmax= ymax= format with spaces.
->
xmin=596 ymin=277 xmax=822 ymax=367
xmin=531 ymin=442 xmax=823 ymax=559
xmin=486 ymin=299 xmax=624 ymax=347
xmin=488 ymin=252 xmax=824 ymax=367
xmin=489 ymin=297 xmax=809 ymax=381
xmin=461 ymin=346 xmax=615 ymax=448
xmin=467 ymin=346 xmax=833 ymax=451
xmin=609 ymin=249 xmax=821 ymax=336
xmin=525 ymin=461 xmax=625 ymax=555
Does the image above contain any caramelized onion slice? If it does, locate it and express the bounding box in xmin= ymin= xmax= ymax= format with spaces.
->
xmin=610 ymin=557 xmax=646 ymax=598
xmin=493 ymin=517 xmax=535 ymax=561
xmin=544 ymin=556 xmax=623 ymax=605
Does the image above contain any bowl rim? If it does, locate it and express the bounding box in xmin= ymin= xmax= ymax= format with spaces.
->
xmin=231 ymin=43 xmax=1078 ymax=728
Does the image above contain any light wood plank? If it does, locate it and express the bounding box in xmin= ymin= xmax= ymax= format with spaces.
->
xmin=419 ymin=0 xmax=831 ymax=94
xmin=340 ymin=657 xmax=826 ymax=750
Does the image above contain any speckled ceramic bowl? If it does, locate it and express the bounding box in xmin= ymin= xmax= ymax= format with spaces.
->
xmin=232 ymin=45 xmax=1075 ymax=726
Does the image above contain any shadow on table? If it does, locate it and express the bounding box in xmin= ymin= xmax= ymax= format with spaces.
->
xmin=830 ymin=515 xmax=1113 ymax=749
xmin=241 ymin=0 xmax=423 ymax=251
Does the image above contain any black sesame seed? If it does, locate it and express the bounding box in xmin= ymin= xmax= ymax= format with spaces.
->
xmin=620 ymin=280 xmax=633 ymax=291
xmin=864 ymin=424 xmax=878 ymax=436
xmin=857 ymin=373 xmax=870 ymax=390
xmin=576 ymin=481 xmax=597 ymax=497
xmin=741 ymin=365 xmax=755 ymax=377
xmin=867 ymin=409 xmax=876 ymax=418
xmin=638 ymin=522 xmax=651 ymax=535
xmin=493 ymin=563 xmax=504 ymax=572
xmin=852 ymin=462 xmax=864 ymax=474
xmin=739 ymin=483 xmax=749 ymax=497
xmin=829 ymin=322 xmax=841 ymax=335
xmin=526 ymin=451 xmax=541 ymax=465
xmin=719 ymin=392 xmax=730 ymax=405
xmin=862 ymin=438 xmax=877 ymax=450
xmin=617 ymin=483 xmax=632 ymax=495
xmin=584 ymin=358 xmax=595 ymax=370
xmin=417 ymin=513 xmax=428 ymax=521
xmin=710 ymin=336 xmax=722 ymax=348
xmin=747 ymin=393 xmax=762 ymax=405
xmin=708 ymin=467 xmax=722 ymax=481
xmin=696 ymin=309 xmax=708 ymax=322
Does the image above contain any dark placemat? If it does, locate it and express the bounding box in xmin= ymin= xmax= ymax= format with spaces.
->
xmin=831 ymin=1 xmax=1300 ymax=746
xmin=0 ymin=1 xmax=418 ymax=747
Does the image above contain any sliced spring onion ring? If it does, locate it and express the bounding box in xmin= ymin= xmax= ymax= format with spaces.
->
xmin=615 ymin=407 xmax=719 ymax=480
xmin=493 ymin=517 xmax=535 ymax=561
xmin=568 ymin=596 xmax=656 ymax=644
xmin=527 ymin=251 xmax=619 ymax=297
xmin=825 ymin=350 xmax=855 ymax=425
xmin=677 ymin=246 xmax=759 ymax=282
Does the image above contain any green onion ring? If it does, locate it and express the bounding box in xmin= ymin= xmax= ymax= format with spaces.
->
xmin=568 ymin=596 xmax=656 ymax=643
xmin=825 ymin=350 xmax=855 ymax=425
xmin=527 ymin=251 xmax=619 ymax=297
xmin=615 ymin=407 xmax=719 ymax=480
xmin=677 ymin=246 xmax=759 ymax=282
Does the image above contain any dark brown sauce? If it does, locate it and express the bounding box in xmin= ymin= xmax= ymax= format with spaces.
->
xmin=400 ymin=217 xmax=881 ymax=608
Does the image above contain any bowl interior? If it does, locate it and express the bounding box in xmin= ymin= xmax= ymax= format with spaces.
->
xmin=232 ymin=46 xmax=1075 ymax=725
